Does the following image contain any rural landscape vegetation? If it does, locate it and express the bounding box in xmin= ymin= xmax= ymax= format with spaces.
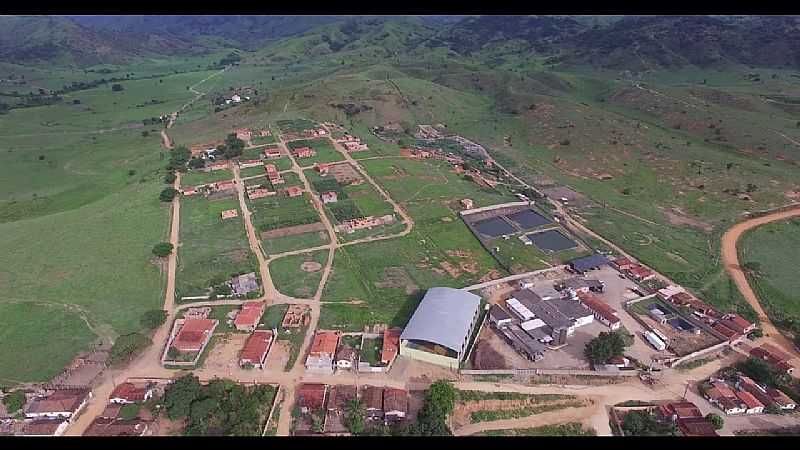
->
xmin=1 ymin=14 xmax=800 ymax=437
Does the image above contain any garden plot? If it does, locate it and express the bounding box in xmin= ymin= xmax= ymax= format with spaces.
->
xmin=248 ymin=192 xmax=320 ymax=233
xmin=269 ymin=250 xmax=328 ymax=298
xmin=176 ymin=196 xmax=258 ymax=299
xmin=527 ymin=229 xmax=578 ymax=253
xmin=287 ymin=138 xmax=344 ymax=166
xmin=181 ymin=168 xmax=233 ymax=187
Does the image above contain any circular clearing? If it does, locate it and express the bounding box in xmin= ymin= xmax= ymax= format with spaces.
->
xmin=301 ymin=261 xmax=322 ymax=272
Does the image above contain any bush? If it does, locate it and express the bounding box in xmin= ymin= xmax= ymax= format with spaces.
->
xmin=120 ymin=403 xmax=141 ymax=420
xmin=2 ymin=390 xmax=26 ymax=413
xmin=164 ymin=172 xmax=177 ymax=184
xmin=109 ymin=333 xmax=152 ymax=366
xmin=160 ymin=188 xmax=178 ymax=202
xmin=584 ymin=331 xmax=628 ymax=365
xmin=112 ymin=83 xmax=124 ymax=92
xmin=141 ymin=309 xmax=167 ymax=329
xmin=706 ymin=413 xmax=724 ymax=430
xmin=152 ymin=242 xmax=174 ymax=257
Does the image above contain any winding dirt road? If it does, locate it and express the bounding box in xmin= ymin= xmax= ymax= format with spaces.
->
xmin=721 ymin=206 xmax=800 ymax=361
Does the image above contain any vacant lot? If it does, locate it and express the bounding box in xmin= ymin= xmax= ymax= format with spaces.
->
xmin=248 ymin=192 xmax=320 ymax=233
xmin=176 ymin=196 xmax=258 ymax=299
xmin=262 ymin=230 xmax=330 ymax=255
xmin=181 ymin=168 xmax=233 ymax=187
xmin=269 ymin=250 xmax=328 ymax=298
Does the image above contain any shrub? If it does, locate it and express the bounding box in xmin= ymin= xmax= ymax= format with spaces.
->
xmin=112 ymin=83 xmax=124 ymax=92
xmin=152 ymin=242 xmax=174 ymax=257
xmin=120 ymin=403 xmax=141 ymax=420
xmin=141 ymin=309 xmax=167 ymax=329
xmin=164 ymin=172 xmax=177 ymax=184
xmin=2 ymin=390 xmax=26 ymax=413
xmin=109 ymin=333 xmax=152 ymax=365
xmin=584 ymin=331 xmax=628 ymax=365
xmin=159 ymin=188 xmax=178 ymax=202
xmin=706 ymin=413 xmax=724 ymax=430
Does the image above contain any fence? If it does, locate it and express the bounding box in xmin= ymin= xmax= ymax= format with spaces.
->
xmin=459 ymin=368 xmax=638 ymax=377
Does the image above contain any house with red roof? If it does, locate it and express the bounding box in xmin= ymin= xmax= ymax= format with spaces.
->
xmin=381 ymin=328 xmax=401 ymax=366
xmin=719 ymin=314 xmax=755 ymax=335
xmin=750 ymin=344 xmax=794 ymax=375
xmin=316 ymin=163 xmax=330 ymax=176
xmin=383 ymin=388 xmax=409 ymax=423
xmin=705 ymin=385 xmax=746 ymax=415
xmin=612 ymin=257 xmax=635 ymax=271
xmin=233 ymin=301 xmax=265 ymax=332
xmin=713 ymin=322 xmax=740 ymax=341
xmin=296 ymin=384 xmax=327 ymax=414
xmin=305 ymin=331 xmax=341 ymax=374
xmin=239 ymin=330 xmax=274 ymax=369
xmin=577 ymin=292 xmax=621 ymax=330
xmin=264 ymin=147 xmax=283 ymax=159
xmin=20 ymin=419 xmax=69 ymax=436
xmin=286 ymin=186 xmax=303 ymax=198
xmin=25 ymin=389 xmax=92 ymax=421
xmin=293 ymin=147 xmax=315 ymax=158
xmin=321 ymin=191 xmax=338 ymax=204
xmin=677 ymin=418 xmax=719 ymax=437
xmin=171 ymin=318 xmax=218 ymax=353
xmin=109 ymin=383 xmax=154 ymax=405
xmin=735 ymin=390 xmax=765 ymax=414
xmin=767 ymin=388 xmax=796 ymax=410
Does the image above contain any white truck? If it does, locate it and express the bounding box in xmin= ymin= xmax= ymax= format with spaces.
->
xmin=645 ymin=331 xmax=667 ymax=351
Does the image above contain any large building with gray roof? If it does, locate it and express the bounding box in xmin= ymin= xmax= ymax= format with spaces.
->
xmin=400 ymin=287 xmax=482 ymax=369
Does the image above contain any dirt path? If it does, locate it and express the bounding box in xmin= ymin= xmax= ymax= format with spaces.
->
xmin=453 ymin=403 xmax=597 ymax=436
xmin=720 ymin=206 xmax=800 ymax=362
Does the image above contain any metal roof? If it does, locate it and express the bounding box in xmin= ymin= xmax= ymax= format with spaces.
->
xmin=400 ymin=287 xmax=481 ymax=355
xmin=569 ymin=254 xmax=610 ymax=272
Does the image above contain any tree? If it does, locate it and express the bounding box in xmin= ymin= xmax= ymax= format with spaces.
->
xmin=706 ymin=413 xmax=724 ymax=430
xmin=2 ymin=390 xmax=26 ymax=413
xmin=142 ymin=130 xmax=149 ymax=137
xmin=742 ymin=261 xmax=761 ymax=274
xmin=164 ymin=172 xmax=176 ymax=184
xmin=120 ymin=403 xmax=141 ymax=420
xmin=584 ymin=330 xmax=628 ymax=365
xmin=152 ymin=242 xmax=174 ymax=257
xmin=109 ymin=333 xmax=152 ymax=365
xmin=408 ymin=380 xmax=455 ymax=436
xmin=164 ymin=374 xmax=203 ymax=420
xmin=343 ymin=399 xmax=365 ymax=434
xmin=112 ymin=83 xmax=124 ymax=92
xmin=141 ymin=309 xmax=167 ymax=329
xmin=160 ymin=188 xmax=178 ymax=202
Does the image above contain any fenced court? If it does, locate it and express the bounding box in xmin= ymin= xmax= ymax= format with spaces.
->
xmin=527 ymin=229 xmax=578 ymax=252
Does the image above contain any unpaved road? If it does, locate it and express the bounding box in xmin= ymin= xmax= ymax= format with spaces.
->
xmin=453 ymin=403 xmax=598 ymax=436
xmin=721 ymin=206 xmax=800 ymax=362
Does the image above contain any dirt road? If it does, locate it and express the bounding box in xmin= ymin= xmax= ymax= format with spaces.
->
xmin=453 ymin=403 xmax=598 ymax=436
xmin=720 ymin=206 xmax=800 ymax=361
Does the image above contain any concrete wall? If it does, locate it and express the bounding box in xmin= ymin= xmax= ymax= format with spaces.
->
xmin=400 ymin=341 xmax=459 ymax=370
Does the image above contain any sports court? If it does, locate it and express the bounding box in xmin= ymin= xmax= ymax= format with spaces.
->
xmin=474 ymin=217 xmax=516 ymax=237
xmin=527 ymin=229 xmax=578 ymax=252
xmin=506 ymin=209 xmax=551 ymax=230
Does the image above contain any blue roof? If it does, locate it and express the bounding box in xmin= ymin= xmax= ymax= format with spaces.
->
xmin=400 ymin=287 xmax=481 ymax=355
xmin=569 ymin=254 xmax=610 ymax=272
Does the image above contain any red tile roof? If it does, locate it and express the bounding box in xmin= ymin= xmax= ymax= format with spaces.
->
xmin=713 ymin=323 xmax=739 ymax=339
xmin=736 ymin=390 xmax=764 ymax=410
xmin=628 ymin=266 xmax=654 ymax=279
xmin=26 ymin=389 xmax=90 ymax=415
xmin=21 ymin=419 xmax=66 ymax=436
xmin=664 ymin=401 xmax=703 ymax=420
xmin=84 ymin=418 xmax=148 ymax=436
xmin=767 ymin=388 xmax=795 ymax=407
xmin=110 ymin=383 xmax=149 ymax=403
xmin=173 ymin=318 xmax=216 ymax=352
xmin=669 ymin=292 xmax=694 ymax=305
xmin=678 ymin=418 xmax=719 ymax=437
xmin=381 ymin=328 xmax=401 ymax=365
xmin=239 ymin=330 xmax=273 ymax=365
xmin=286 ymin=186 xmax=303 ymax=197
xmin=362 ymin=386 xmax=383 ymax=411
xmin=613 ymin=257 xmax=634 ymax=269
xmin=577 ymin=292 xmax=620 ymax=324
xmin=309 ymin=331 xmax=339 ymax=357
xmin=297 ymin=384 xmax=326 ymax=411
xmin=383 ymin=388 xmax=408 ymax=414
xmin=234 ymin=301 xmax=265 ymax=329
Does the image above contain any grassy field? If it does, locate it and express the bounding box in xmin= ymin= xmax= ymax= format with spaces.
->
xmin=269 ymin=250 xmax=329 ymax=298
xmin=239 ymin=165 xmax=265 ymax=179
xmin=262 ymin=230 xmax=330 ymax=256
xmin=481 ymin=423 xmax=596 ymax=436
xmin=739 ymin=219 xmax=800 ymax=331
xmin=0 ymin=302 xmax=98 ymax=384
xmin=248 ymin=192 xmax=320 ymax=233
xmin=176 ymin=195 xmax=258 ymax=299
xmin=180 ymin=168 xmax=233 ymax=187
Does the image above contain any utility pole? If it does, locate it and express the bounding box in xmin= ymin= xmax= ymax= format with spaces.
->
xmin=683 ymin=380 xmax=691 ymax=400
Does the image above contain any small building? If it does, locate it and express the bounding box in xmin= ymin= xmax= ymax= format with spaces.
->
xmin=577 ymin=292 xmax=621 ymax=330
xmin=556 ymin=278 xmax=605 ymax=294
xmin=248 ymin=188 xmax=274 ymax=200
xmin=207 ymin=162 xmax=229 ymax=171
xmin=172 ymin=318 xmax=217 ymax=353
xmin=20 ymin=419 xmax=69 ymax=436
xmin=767 ymin=388 xmax=797 ymax=410
xmin=306 ymin=331 xmax=341 ymax=374
xmin=718 ymin=314 xmax=755 ymax=335
xmin=265 ymin=164 xmax=284 ymax=185
xmin=658 ymin=401 xmax=704 ymax=422
xmin=612 ymin=257 xmax=635 ymax=271
xmin=383 ymin=388 xmax=409 ymax=423
xmin=239 ymin=159 xmax=263 ymax=169
xmin=361 ymin=386 xmax=384 ymax=421
xmin=381 ymin=328 xmax=402 ymax=366
xmin=233 ymin=301 xmax=266 ymax=332
xmin=460 ymin=199 xmax=474 ymax=210
xmin=488 ymin=304 xmax=513 ymax=328
xmin=750 ymin=344 xmax=794 ymax=375
xmin=334 ymin=346 xmax=359 ymax=371
xmin=316 ymin=163 xmax=331 ymax=176
xmin=182 ymin=187 xmax=199 ymax=196
xmin=657 ymin=285 xmax=685 ymax=301
xmin=677 ymin=418 xmax=719 ymax=437
xmin=264 ymin=148 xmax=283 ymax=159
xmin=221 ymin=209 xmax=239 ymax=220
xmin=239 ymin=330 xmax=274 ymax=369
xmin=713 ymin=323 xmax=740 ymax=341
xmin=282 ymin=305 xmax=309 ymax=328
xmin=399 ymin=287 xmax=482 ymax=369
xmin=24 ymin=389 xmax=92 ymax=421
xmin=293 ymin=147 xmax=316 ymax=158
xmin=296 ymin=384 xmax=327 ymax=414
xmin=568 ymin=254 xmax=610 ymax=274
xmin=286 ymin=186 xmax=303 ymax=197
xmin=321 ymin=191 xmax=338 ymax=204
xmin=628 ymin=265 xmax=655 ymax=281
xmin=231 ymin=95 xmax=242 ymax=104
xmin=736 ymin=390 xmax=765 ymax=414
xmin=230 ymin=272 xmax=259 ymax=297
xmin=109 ymin=383 xmax=154 ymax=405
